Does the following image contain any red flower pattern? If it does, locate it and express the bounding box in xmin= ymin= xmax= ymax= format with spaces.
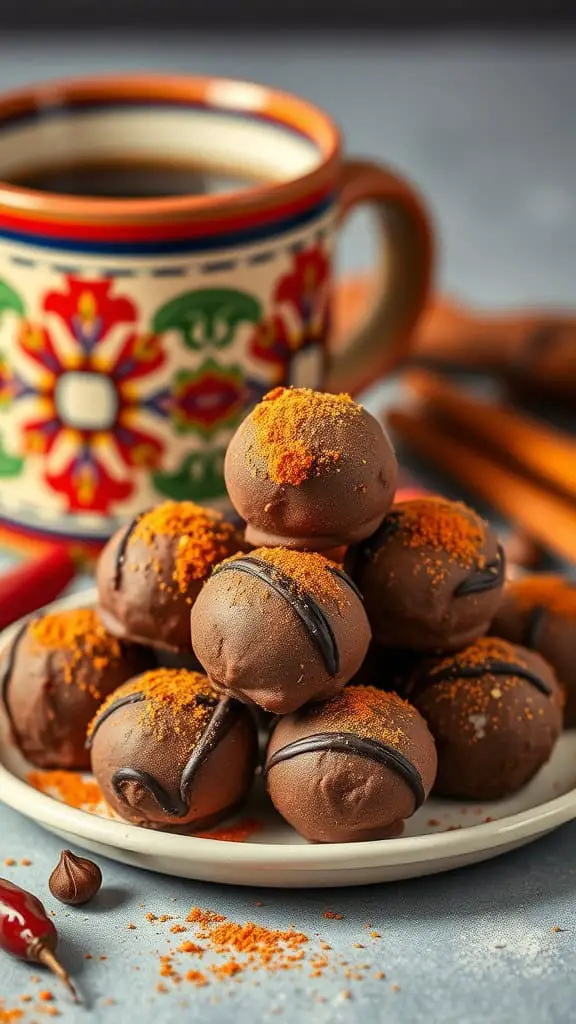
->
xmin=15 ymin=277 xmax=167 ymax=513
xmin=249 ymin=242 xmax=330 ymax=385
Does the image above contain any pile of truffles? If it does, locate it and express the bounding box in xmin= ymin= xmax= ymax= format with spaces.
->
xmin=1 ymin=387 xmax=569 ymax=843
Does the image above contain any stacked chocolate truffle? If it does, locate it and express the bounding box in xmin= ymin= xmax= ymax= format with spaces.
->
xmin=1 ymin=386 xmax=568 ymax=843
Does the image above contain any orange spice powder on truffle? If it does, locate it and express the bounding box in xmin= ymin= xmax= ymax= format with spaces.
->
xmin=29 ymin=609 xmax=122 ymax=696
xmin=431 ymin=637 xmax=525 ymax=675
xmin=422 ymin=638 xmax=544 ymax=741
xmin=234 ymin=547 xmax=345 ymax=607
xmin=134 ymin=501 xmax=243 ymax=594
xmin=88 ymin=669 xmax=219 ymax=742
xmin=306 ymin=685 xmax=413 ymax=745
xmin=250 ymin=387 xmax=360 ymax=486
xmin=394 ymin=498 xmax=486 ymax=563
xmin=390 ymin=498 xmax=488 ymax=585
xmin=508 ymin=574 xmax=576 ymax=619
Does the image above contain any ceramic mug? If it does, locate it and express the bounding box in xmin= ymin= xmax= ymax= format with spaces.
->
xmin=0 ymin=74 xmax=432 ymax=555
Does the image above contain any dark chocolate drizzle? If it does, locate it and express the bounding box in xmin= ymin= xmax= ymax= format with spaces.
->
xmin=213 ymin=556 xmax=340 ymax=676
xmin=523 ymin=604 xmax=548 ymax=651
xmin=113 ymin=511 xmax=147 ymax=590
xmin=356 ymin=512 xmax=401 ymax=562
xmin=265 ymin=731 xmax=425 ymax=809
xmin=178 ymin=697 xmax=240 ymax=802
xmin=90 ymin=689 xmax=241 ymax=818
xmin=111 ymin=768 xmax=187 ymax=817
xmin=455 ymin=543 xmax=506 ymax=597
xmin=86 ymin=691 xmax=147 ymax=749
xmin=0 ymin=622 xmax=28 ymax=725
xmin=406 ymin=657 xmax=552 ymax=700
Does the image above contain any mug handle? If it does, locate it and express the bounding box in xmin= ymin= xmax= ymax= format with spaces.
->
xmin=326 ymin=158 xmax=434 ymax=395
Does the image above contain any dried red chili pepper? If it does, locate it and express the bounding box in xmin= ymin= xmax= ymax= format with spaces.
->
xmin=0 ymin=877 xmax=79 ymax=1001
xmin=0 ymin=545 xmax=76 ymax=631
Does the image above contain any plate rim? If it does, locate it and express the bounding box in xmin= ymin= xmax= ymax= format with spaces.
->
xmin=1 ymin=586 xmax=576 ymax=874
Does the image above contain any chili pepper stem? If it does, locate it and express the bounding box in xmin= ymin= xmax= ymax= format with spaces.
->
xmin=37 ymin=946 xmax=80 ymax=1003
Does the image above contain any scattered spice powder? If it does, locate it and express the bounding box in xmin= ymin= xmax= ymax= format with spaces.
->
xmin=127 ymin=924 xmax=136 ymax=930
xmin=250 ymin=387 xmax=360 ymax=486
xmin=185 ymin=970 xmax=208 ymax=987
xmin=89 ymin=669 xmax=220 ymax=743
xmin=0 ymin=1004 xmax=24 ymax=1024
xmin=19 ymin=860 xmax=31 ymax=867
xmin=508 ymin=574 xmax=576 ymax=619
xmin=210 ymin=960 xmax=243 ymax=980
xmin=4 ymin=858 xmax=15 ymax=867
xmin=140 ymin=904 xmax=391 ymax=998
xmin=177 ymin=942 xmax=203 ymax=955
xmin=27 ymin=770 xmax=105 ymax=813
xmin=133 ymin=501 xmax=242 ymax=594
xmin=29 ymin=609 xmax=122 ymax=696
xmin=195 ymin=818 xmax=263 ymax=843
xmin=390 ymin=498 xmax=487 ymax=584
xmin=38 ymin=992 xmax=53 ymax=1002
xmin=170 ymin=925 xmax=187 ymax=934
xmin=186 ymin=908 xmax=226 ymax=925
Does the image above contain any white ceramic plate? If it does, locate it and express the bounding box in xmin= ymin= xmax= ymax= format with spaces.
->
xmin=1 ymin=589 xmax=576 ymax=887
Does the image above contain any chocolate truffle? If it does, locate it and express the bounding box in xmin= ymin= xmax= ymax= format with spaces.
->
xmin=88 ymin=669 xmax=257 ymax=832
xmin=225 ymin=386 xmax=398 ymax=551
xmin=406 ymin=637 xmax=563 ymax=801
xmin=350 ymin=497 xmax=505 ymax=651
xmin=265 ymin=686 xmax=437 ymax=842
xmin=191 ymin=547 xmax=371 ymax=714
xmin=1 ymin=608 xmax=148 ymax=770
xmin=491 ymin=575 xmax=576 ymax=727
xmin=97 ymin=501 xmax=245 ymax=652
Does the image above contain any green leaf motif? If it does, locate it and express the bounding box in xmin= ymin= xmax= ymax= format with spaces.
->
xmin=153 ymin=450 xmax=228 ymax=502
xmin=0 ymin=434 xmax=24 ymax=477
xmin=152 ymin=288 xmax=262 ymax=350
xmin=0 ymin=279 xmax=25 ymax=322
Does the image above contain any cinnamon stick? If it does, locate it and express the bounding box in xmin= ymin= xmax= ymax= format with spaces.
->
xmin=387 ymin=407 xmax=576 ymax=563
xmin=405 ymin=371 xmax=576 ymax=502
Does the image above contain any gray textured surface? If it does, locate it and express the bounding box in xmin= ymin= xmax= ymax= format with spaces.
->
xmin=1 ymin=32 xmax=576 ymax=1022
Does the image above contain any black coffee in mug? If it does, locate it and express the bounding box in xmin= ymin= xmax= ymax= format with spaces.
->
xmin=6 ymin=158 xmax=260 ymax=198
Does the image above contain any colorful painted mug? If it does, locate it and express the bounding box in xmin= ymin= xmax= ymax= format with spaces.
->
xmin=0 ymin=74 xmax=432 ymax=555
